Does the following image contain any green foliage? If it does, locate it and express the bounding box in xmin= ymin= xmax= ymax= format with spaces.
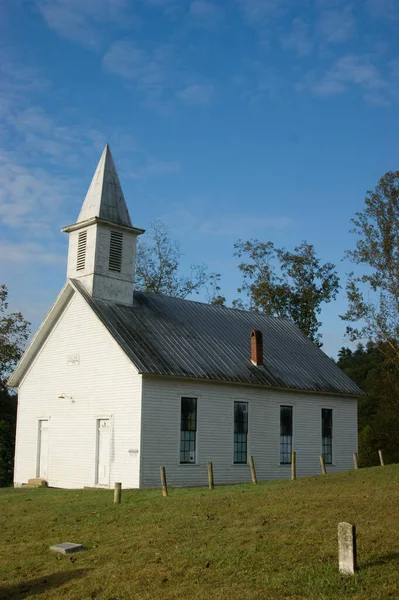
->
xmin=338 ymin=341 xmax=399 ymax=465
xmin=358 ymin=424 xmax=378 ymax=468
xmin=135 ymin=221 xmax=223 ymax=302
xmin=342 ymin=170 xmax=399 ymax=363
xmin=0 ymin=388 xmax=17 ymax=487
xmin=0 ymin=284 xmax=30 ymax=486
xmin=0 ymin=284 xmax=30 ymax=390
xmin=234 ymin=239 xmax=339 ymax=346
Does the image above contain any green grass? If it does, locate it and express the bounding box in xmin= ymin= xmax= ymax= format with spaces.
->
xmin=1 ymin=466 xmax=399 ymax=600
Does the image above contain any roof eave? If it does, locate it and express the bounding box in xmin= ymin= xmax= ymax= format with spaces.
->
xmin=140 ymin=372 xmax=363 ymax=398
xmin=62 ymin=217 xmax=145 ymax=235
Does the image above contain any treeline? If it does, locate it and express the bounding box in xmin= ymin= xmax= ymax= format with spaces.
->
xmin=338 ymin=342 xmax=399 ymax=466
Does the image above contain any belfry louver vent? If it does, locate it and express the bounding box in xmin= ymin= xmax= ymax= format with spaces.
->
xmin=109 ymin=230 xmax=123 ymax=272
xmin=76 ymin=230 xmax=87 ymax=271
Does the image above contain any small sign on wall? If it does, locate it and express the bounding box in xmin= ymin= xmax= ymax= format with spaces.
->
xmin=67 ymin=354 xmax=80 ymax=366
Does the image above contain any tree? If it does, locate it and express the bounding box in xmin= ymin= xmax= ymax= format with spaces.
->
xmin=342 ymin=171 xmax=399 ymax=365
xmin=234 ymin=240 xmax=340 ymax=346
xmin=337 ymin=341 xmax=399 ymax=465
xmin=206 ymin=273 xmax=226 ymax=306
xmin=135 ymin=221 xmax=223 ymax=301
xmin=0 ymin=284 xmax=30 ymax=390
xmin=0 ymin=284 xmax=30 ymax=486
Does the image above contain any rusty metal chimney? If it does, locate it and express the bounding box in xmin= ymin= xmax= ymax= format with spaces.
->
xmin=251 ymin=329 xmax=263 ymax=366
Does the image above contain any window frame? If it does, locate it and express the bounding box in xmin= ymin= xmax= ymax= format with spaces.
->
xmin=321 ymin=408 xmax=333 ymax=465
xmin=233 ymin=400 xmax=249 ymax=465
xmin=280 ymin=405 xmax=293 ymax=465
xmin=179 ymin=397 xmax=198 ymax=465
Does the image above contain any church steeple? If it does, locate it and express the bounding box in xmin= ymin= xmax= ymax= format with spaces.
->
xmin=77 ymin=144 xmax=132 ymax=228
xmin=62 ymin=144 xmax=144 ymax=306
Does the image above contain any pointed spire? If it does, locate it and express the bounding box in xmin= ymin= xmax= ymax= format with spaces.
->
xmin=77 ymin=144 xmax=132 ymax=228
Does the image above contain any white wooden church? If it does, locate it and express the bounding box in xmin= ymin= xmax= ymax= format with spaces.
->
xmin=9 ymin=145 xmax=361 ymax=489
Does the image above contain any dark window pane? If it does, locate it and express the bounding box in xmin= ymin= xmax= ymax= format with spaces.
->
xmin=180 ymin=398 xmax=197 ymax=464
xmin=322 ymin=409 xmax=332 ymax=438
xmin=181 ymin=397 xmax=197 ymax=432
xmin=280 ymin=406 xmax=293 ymax=464
xmin=280 ymin=406 xmax=292 ymax=436
xmin=234 ymin=402 xmax=248 ymax=463
xmin=322 ymin=409 xmax=333 ymax=464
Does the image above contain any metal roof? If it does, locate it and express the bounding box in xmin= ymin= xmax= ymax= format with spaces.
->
xmin=74 ymin=281 xmax=362 ymax=397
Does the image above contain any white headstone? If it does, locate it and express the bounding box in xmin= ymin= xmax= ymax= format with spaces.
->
xmin=338 ymin=522 xmax=357 ymax=575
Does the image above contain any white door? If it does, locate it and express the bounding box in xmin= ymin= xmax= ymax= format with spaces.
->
xmin=96 ymin=419 xmax=110 ymax=485
xmin=38 ymin=420 xmax=49 ymax=479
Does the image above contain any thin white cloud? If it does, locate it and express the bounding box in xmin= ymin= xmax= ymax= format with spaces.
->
xmin=366 ymin=0 xmax=399 ymax=20
xmin=316 ymin=6 xmax=356 ymax=44
xmin=310 ymin=55 xmax=394 ymax=105
xmin=281 ymin=17 xmax=313 ymax=57
xmin=0 ymin=152 xmax=71 ymax=231
xmin=162 ymin=207 xmax=292 ymax=238
xmin=236 ymin=0 xmax=292 ymax=24
xmin=189 ymin=1 xmax=224 ymax=26
xmin=238 ymin=60 xmax=284 ymax=104
xmin=0 ymin=241 xmax=64 ymax=266
xmin=36 ymin=0 xmax=134 ymax=48
xmin=125 ymin=157 xmax=181 ymax=179
xmin=176 ymin=83 xmax=215 ymax=105
xmin=103 ymin=40 xmax=177 ymax=102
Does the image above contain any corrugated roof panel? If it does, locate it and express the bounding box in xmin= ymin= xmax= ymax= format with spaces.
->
xmin=74 ymin=281 xmax=362 ymax=396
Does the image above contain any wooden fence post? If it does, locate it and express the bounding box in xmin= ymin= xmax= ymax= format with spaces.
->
xmin=320 ymin=455 xmax=327 ymax=475
xmin=353 ymin=452 xmax=359 ymax=470
xmin=249 ymin=456 xmax=257 ymax=484
xmin=378 ymin=449 xmax=385 ymax=466
xmin=114 ymin=482 xmax=122 ymax=504
xmin=160 ymin=466 xmax=168 ymax=497
xmin=291 ymin=452 xmax=296 ymax=480
xmin=207 ymin=462 xmax=214 ymax=490
xmin=338 ymin=522 xmax=357 ymax=575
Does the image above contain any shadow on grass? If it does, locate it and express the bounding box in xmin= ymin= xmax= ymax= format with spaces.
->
xmin=0 ymin=568 xmax=90 ymax=599
xmin=362 ymin=552 xmax=399 ymax=568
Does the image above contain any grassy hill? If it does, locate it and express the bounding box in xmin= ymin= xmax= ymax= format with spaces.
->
xmin=1 ymin=466 xmax=399 ymax=600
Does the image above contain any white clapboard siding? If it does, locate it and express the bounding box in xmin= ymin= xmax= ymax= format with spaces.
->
xmin=140 ymin=376 xmax=358 ymax=488
xmin=14 ymin=291 xmax=142 ymax=489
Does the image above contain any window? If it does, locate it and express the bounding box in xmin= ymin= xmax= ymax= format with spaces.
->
xmin=109 ymin=231 xmax=123 ymax=272
xmin=234 ymin=402 xmax=248 ymax=464
xmin=180 ymin=397 xmax=197 ymax=464
xmin=322 ymin=409 xmax=333 ymax=464
xmin=280 ymin=406 xmax=293 ymax=464
xmin=76 ymin=230 xmax=87 ymax=271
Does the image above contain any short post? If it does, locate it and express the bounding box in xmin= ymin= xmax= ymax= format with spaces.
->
xmin=114 ymin=482 xmax=122 ymax=504
xmin=291 ymin=451 xmax=296 ymax=480
xmin=378 ymin=449 xmax=385 ymax=466
xmin=207 ymin=462 xmax=214 ymax=490
xmin=160 ymin=466 xmax=168 ymax=497
xmin=320 ymin=455 xmax=327 ymax=475
xmin=338 ymin=522 xmax=357 ymax=575
xmin=249 ymin=456 xmax=257 ymax=484
xmin=353 ymin=452 xmax=359 ymax=470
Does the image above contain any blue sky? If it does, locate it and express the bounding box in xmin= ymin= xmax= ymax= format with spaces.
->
xmin=0 ymin=0 xmax=398 ymax=358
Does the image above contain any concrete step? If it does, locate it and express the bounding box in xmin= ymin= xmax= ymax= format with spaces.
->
xmin=26 ymin=478 xmax=48 ymax=488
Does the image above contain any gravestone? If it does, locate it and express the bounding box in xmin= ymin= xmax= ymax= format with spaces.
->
xmin=338 ymin=522 xmax=357 ymax=575
xmin=50 ymin=542 xmax=84 ymax=554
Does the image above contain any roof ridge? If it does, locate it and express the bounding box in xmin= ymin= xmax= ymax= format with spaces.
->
xmin=133 ymin=290 xmax=291 ymax=321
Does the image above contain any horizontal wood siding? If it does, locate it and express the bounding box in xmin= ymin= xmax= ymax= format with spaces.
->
xmin=140 ymin=377 xmax=358 ymax=488
xmin=14 ymin=292 xmax=142 ymax=489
